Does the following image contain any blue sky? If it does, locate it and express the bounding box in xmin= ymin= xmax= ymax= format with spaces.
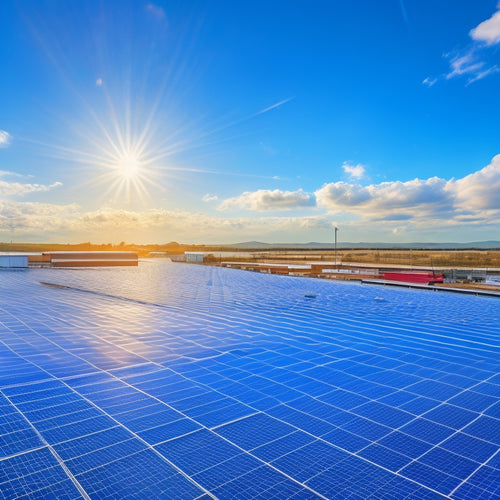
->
xmin=1 ymin=0 xmax=500 ymax=244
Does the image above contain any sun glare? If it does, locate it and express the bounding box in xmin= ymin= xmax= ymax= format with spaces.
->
xmin=118 ymin=152 xmax=140 ymax=179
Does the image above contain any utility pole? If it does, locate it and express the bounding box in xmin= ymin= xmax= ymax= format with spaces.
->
xmin=334 ymin=226 xmax=338 ymax=269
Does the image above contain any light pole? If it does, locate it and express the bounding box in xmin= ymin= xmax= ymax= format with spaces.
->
xmin=334 ymin=226 xmax=338 ymax=269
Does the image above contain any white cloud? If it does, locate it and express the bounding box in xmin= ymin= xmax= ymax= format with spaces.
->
xmin=455 ymin=154 xmax=500 ymax=210
xmin=470 ymin=8 xmax=500 ymax=45
xmin=466 ymin=65 xmax=500 ymax=84
xmin=0 ymin=130 xmax=11 ymax=148
xmin=2 ymin=157 xmax=500 ymax=243
xmin=422 ymin=77 xmax=437 ymax=87
xmin=316 ymin=155 xmax=500 ymax=226
xmin=428 ymin=6 xmax=500 ymax=85
xmin=0 ymin=170 xmax=20 ymax=177
xmin=0 ymin=201 xmax=333 ymax=242
xmin=146 ymin=3 xmax=166 ymax=20
xmin=316 ymin=176 xmax=455 ymax=219
xmin=446 ymin=52 xmax=485 ymax=79
xmin=219 ymin=189 xmax=315 ymax=211
xmin=342 ymin=162 xmax=366 ymax=180
xmin=202 ymin=193 xmax=218 ymax=202
xmin=96 ymin=78 xmax=103 ymax=87
xmin=0 ymin=201 xmax=80 ymax=233
xmin=0 ymin=180 xmax=62 ymax=197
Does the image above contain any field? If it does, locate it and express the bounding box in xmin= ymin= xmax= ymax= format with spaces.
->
xmin=2 ymin=242 xmax=500 ymax=268
xmin=239 ymin=249 xmax=500 ymax=269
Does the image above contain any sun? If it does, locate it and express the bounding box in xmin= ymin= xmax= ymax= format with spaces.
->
xmin=117 ymin=152 xmax=140 ymax=180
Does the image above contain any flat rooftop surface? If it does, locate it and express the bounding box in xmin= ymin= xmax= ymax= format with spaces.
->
xmin=1 ymin=262 xmax=499 ymax=499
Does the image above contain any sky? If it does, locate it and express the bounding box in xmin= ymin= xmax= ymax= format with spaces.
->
xmin=1 ymin=0 xmax=500 ymax=244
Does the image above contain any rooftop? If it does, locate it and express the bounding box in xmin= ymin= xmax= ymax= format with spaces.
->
xmin=1 ymin=262 xmax=499 ymax=498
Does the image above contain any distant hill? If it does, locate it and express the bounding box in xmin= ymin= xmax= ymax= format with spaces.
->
xmin=226 ymin=241 xmax=500 ymax=250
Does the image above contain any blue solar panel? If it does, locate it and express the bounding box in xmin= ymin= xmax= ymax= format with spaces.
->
xmin=0 ymin=262 xmax=499 ymax=498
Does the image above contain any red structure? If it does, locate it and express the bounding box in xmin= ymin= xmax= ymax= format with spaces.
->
xmin=382 ymin=271 xmax=444 ymax=284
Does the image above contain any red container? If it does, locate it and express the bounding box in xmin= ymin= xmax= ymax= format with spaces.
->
xmin=382 ymin=271 xmax=443 ymax=284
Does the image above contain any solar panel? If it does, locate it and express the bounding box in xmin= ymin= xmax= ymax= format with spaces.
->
xmin=0 ymin=262 xmax=499 ymax=498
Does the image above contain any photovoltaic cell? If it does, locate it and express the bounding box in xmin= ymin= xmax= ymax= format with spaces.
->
xmin=0 ymin=261 xmax=499 ymax=498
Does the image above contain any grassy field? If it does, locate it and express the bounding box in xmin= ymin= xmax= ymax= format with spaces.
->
xmin=248 ymin=249 xmax=500 ymax=268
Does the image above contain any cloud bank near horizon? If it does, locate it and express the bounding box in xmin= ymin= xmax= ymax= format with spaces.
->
xmin=2 ymin=156 xmax=500 ymax=243
xmin=218 ymin=154 xmax=500 ymax=219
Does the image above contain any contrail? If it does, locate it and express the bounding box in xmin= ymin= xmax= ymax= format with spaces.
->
xmin=255 ymin=97 xmax=295 ymax=116
xmin=399 ymin=0 xmax=409 ymax=24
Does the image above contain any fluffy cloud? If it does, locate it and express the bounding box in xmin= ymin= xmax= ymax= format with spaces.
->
xmin=216 ymin=155 xmax=500 ymax=230
xmin=470 ymin=7 xmax=500 ymax=45
xmin=0 ymin=201 xmax=79 ymax=233
xmin=2 ymin=157 xmax=500 ymax=243
xmin=0 ymin=202 xmax=333 ymax=242
xmin=342 ymin=162 xmax=366 ymax=180
xmin=455 ymin=154 xmax=500 ymax=210
xmin=316 ymin=155 xmax=500 ymax=226
xmin=315 ymin=177 xmax=453 ymax=217
xmin=219 ymin=189 xmax=315 ymax=211
xmin=0 ymin=180 xmax=62 ymax=196
xmin=0 ymin=130 xmax=11 ymax=147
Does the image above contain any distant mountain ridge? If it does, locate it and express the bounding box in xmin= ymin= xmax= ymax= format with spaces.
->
xmin=227 ymin=241 xmax=500 ymax=250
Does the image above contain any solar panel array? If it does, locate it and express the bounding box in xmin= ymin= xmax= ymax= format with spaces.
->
xmin=1 ymin=261 xmax=499 ymax=499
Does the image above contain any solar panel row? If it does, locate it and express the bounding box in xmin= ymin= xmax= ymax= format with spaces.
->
xmin=0 ymin=262 xmax=499 ymax=498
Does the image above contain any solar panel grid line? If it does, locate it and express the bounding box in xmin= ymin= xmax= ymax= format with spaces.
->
xmin=193 ymin=352 xmax=458 ymax=430
xmin=391 ymin=372 xmax=500 ymax=474
xmin=0 ymin=393 xmax=90 ymax=500
xmin=58 ymin=362 xmax=270 ymax=462
xmin=0 ymin=344 xmax=214 ymax=498
xmin=47 ymin=380 xmax=215 ymax=497
xmin=230 ymin=299 xmax=492 ymax=353
xmin=343 ymin=305 xmax=499 ymax=340
xmin=444 ymin=447 xmax=500 ymax=498
xmin=211 ymin=406 xmax=448 ymax=498
xmin=167 ymin=422 xmax=330 ymax=499
xmin=0 ymin=444 xmax=47 ymax=464
xmin=225 ymin=323 xmax=493 ymax=383
xmin=1 ymin=265 xmax=499 ymax=497
xmin=39 ymin=278 xmax=496 ymax=374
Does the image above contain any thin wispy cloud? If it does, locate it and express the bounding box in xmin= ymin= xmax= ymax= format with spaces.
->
xmin=426 ymin=5 xmax=500 ymax=85
xmin=0 ymin=170 xmax=23 ymax=178
xmin=0 ymin=130 xmax=11 ymax=147
xmin=445 ymin=52 xmax=484 ymax=79
xmin=422 ymin=77 xmax=437 ymax=87
xmin=399 ymin=0 xmax=409 ymax=24
xmin=145 ymin=3 xmax=167 ymax=21
xmin=0 ymin=180 xmax=62 ymax=197
xmin=202 ymin=193 xmax=218 ymax=202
